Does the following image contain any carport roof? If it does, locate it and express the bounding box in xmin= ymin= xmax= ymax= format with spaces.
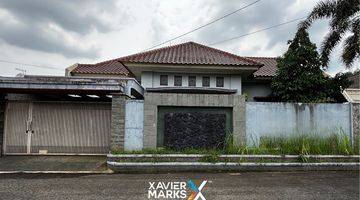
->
xmin=0 ymin=75 xmax=141 ymax=96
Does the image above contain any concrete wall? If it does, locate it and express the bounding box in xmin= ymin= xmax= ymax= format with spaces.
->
xmin=141 ymin=72 xmax=242 ymax=94
xmin=0 ymin=95 xmax=4 ymax=155
xmin=124 ymin=100 xmax=144 ymax=151
xmin=110 ymin=94 xmax=128 ymax=152
xmin=242 ymin=82 xmax=272 ymax=101
xmin=352 ymin=103 xmax=360 ymax=140
xmin=246 ymin=102 xmax=352 ymax=145
xmin=143 ymin=93 xmax=246 ymax=148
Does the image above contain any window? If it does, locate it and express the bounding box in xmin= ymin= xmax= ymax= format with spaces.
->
xmin=174 ymin=76 xmax=182 ymax=86
xmin=216 ymin=77 xmax=224 ymax=87
xmin=202 ymin=76 xmax=210 ymax=87
xmin=188 ymin=76 xmax=196 ymax=87
xmin=160 ymin=75 xmax=168 ymax=86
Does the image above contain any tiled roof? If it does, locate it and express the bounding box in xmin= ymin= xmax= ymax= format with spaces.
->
xmin=342 ymin=89 xmax=360 ymax=103
xmin=119 ymin=41 xmax=262 ymax=66
xmin=246 ymin=57 xmax=278 ymax=77
xmin=71 ymin=60 xmax=131 ymax=76
xmin=70 ymin=42 xmax=285 ymax=78
xmin=69 ymin=42 xmax=264 ymax=76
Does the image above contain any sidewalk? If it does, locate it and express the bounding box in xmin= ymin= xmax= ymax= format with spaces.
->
xmin=0 ymin=155 xmax=109 ymax=172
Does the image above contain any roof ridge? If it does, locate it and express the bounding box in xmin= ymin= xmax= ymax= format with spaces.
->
xmin=83 ymin=42 xmax=194 ymax=66
xmin=187 ymin=42 xmax=263 ymax=66
xmin=74 ymin=41 xmax=266 ymax=69
xmin=245 ymin=56 xmax=278 ymax=59
xmin=118 ymin=42 xmax=192 ymax=62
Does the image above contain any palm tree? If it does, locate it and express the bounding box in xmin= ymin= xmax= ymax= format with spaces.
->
xmin=299 ymin=0 xmax=359 ymax=68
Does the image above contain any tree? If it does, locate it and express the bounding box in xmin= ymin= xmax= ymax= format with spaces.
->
xmin=271 ymin=28 xmax=328 ymax=102
xmin=299 ymin=0 xmax=359 ymax=68
xmin=325 ymin=72 xmax=352 ymax=102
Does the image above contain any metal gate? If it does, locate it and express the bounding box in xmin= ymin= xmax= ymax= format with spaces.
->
xmin=3 ymin=101 xmax=111 ymax=154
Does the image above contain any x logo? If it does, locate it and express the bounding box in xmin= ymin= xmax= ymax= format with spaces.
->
xmin=187 ymin=180 xmax=207 ymax=200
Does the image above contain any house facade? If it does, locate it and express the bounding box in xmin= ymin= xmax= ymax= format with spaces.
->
xmin=0 ymin=42 xmax=358 ymax=154
xmin=0 ymin=42 xmax=282 ymax=154
xmin=67 ymin=42 xmax=278 ymax=101
xmin=64 ymin=41 xmax=280 ymax=151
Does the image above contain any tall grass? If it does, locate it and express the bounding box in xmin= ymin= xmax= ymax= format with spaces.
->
xmin=114 ymin=132 xmax=359 ymax=155
xmin=257 ymin=133 xmax=354 ymax=155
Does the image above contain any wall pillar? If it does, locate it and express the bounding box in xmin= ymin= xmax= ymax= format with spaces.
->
xmin=232 ymin=95 xmax=246 ymax=147
xmin=110 ymin=93 xmax=128 ymax=152
xmin=352 ymin=103 xmax=360 ymax=145
xmin=0 ymin=94 xmax=4 ymax=156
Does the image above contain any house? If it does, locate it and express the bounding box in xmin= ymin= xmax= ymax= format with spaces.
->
xmin=66 ymin=42 xmax=278 ymax=101
xmin=0 ymin=42 xmax=358 ymax=154
xmin=64 ymin=41 xmax=282 ymax=150
xmin=0 ymin=41 xmax=281 ymax=155
xmin=342 ymin=71 xmax=360 ymax=103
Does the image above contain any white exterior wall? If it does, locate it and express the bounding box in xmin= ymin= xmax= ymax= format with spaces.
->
xmin=140 ymin=71 xmax=242 ymax=94
xmin=124 ymin=100 xmax=144 ymax=151
xmin=242 ymin=82 xmax=272 ymax=101
xmin=141 ymin=71 xmax=154 ymax=88
xmin=246 ymin=102 xmax=352 ymax=146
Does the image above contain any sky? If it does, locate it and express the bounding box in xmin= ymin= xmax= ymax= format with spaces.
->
xmin=0 ymin=0 xmax=358 ymax=77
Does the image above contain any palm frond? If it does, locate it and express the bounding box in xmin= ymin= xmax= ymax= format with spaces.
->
xmin=329 ymin=0 xmax=359 ymax=30
xmin=320 ymin=29 xmax=343 ymax=67
xmin=341 ymin=19 xmax=360 ymax=68
xmin=299 ymin=0 xmax=337 ymax=29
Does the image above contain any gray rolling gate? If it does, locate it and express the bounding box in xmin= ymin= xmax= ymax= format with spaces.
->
xmin=4 ymin=101 xmax=111 ymax=154
xmin=0 ymin=76 xmax=145 ymax=155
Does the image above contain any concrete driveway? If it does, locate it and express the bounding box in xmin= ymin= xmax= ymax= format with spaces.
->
xmin=0 ymin=171 xmax=358 ymax=200
xmin=0 ymin=156 xmax=107 ymax=171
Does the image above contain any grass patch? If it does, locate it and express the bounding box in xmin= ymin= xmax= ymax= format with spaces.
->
xmin=199 ymin=151 xmax=220 ymax=163
xmin=113 ymin=133 xmax=359 ymax=156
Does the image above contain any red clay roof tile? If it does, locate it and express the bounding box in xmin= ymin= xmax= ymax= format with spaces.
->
xmin=70 ymin=42 xmax=279 ymax=77
xmin=246 ymin=57 xmax=278 ymax=77
xmin=71 ymin=61 xmax=131 ymax=76
xmin=119 ymin=41 xmax=262 ymax=66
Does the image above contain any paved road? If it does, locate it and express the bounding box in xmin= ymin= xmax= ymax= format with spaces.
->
xmin=0 ymin=171 xmax=358 ymax=200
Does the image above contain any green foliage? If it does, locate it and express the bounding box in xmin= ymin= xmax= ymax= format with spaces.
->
xmin=324 ymin=72 xmax=353 ymax=102
xmin=114 ymin=132 xmax=359 ymax=156
xmin=258 ymin=132 xmax=354 ymax=155
xmin=300 ymin=0 xmax=359 ymax=68
xmin=199 ymin=150 xmax=220 ymax=163
xmin=271 ymin=29 xmax=328 ymax=102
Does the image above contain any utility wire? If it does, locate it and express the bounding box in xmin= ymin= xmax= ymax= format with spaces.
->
xmin=0 ymin=59 xmax=64 ymax=71
xmin=209 ymin=16 xmax=306 ymax=46
xmin=143 ymin=0 xmax=261 ymax=51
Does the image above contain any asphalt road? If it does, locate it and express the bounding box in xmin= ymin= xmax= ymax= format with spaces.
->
xmin=0 ymin=171 xmax=358 ymax=200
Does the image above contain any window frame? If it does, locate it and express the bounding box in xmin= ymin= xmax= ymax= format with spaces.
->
xmin=160 ymin=75 xmax=168 ymax=86
xmin=202 ymin=76 xmax=210 ymax=87
xmin=188 ymin=76 xmax=196 ymax=87
xmin=174 ymin=75 xmax=182 ymax=86
xmin=216 ymin=76 xmax=224 ymax=87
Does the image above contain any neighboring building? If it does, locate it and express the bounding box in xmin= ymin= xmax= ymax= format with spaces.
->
xmin=342 ymin=71 xmax=360 ymax=103
xmin=66 ymin=41 xmax=278 ymax=101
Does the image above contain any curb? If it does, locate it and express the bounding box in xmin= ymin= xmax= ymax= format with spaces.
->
xmin=0 ymin=170 xmax=113 ymax=174
xmin=107 ymin=161 xmax=360 ymax=173
xmin=107 ymin=154 xmax=360 ymax=158
xmin=107 ymin=154 xmax=360 ymax=163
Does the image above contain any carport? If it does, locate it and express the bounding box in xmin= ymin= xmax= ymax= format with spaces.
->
xmin=0 ymin=76 xmax=143 ymax=155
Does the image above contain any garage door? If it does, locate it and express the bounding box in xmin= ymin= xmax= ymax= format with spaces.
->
xmin=3 ymin=101 xmax=111 ymax=154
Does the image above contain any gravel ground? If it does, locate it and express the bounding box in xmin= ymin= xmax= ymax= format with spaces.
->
xmin=0 ymin=171 xmax=358 ymax=200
